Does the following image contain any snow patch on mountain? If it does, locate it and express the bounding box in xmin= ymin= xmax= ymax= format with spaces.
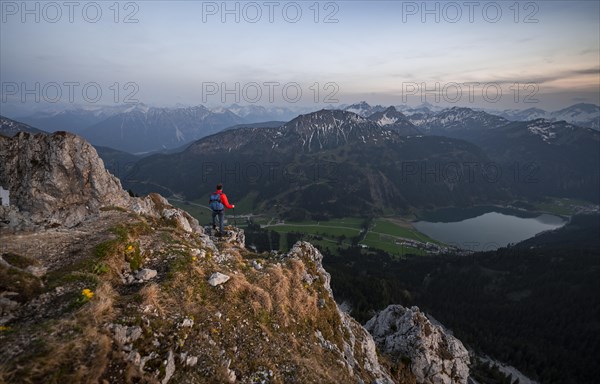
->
xmin=344 ymin=101 xmax=386 ymax=117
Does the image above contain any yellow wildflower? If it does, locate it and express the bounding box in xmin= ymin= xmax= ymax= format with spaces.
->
xmin=126 ymin=245 xmax=134 ymax=252
xmin=82 ymin=288 xmax=94 ymax=300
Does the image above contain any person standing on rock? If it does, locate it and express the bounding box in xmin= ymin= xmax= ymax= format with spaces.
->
xmin=209 ymin=183 xmax=235 ymax=234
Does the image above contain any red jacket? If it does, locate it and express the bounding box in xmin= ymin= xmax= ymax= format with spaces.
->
xmin=211 ymin=190 xmax=234 ymax=209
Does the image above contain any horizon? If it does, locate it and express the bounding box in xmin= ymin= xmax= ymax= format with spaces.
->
xmin=1 ymin=1 xmax=599 ymax=117
xmin=1 ymin=99 xmax=599 ymax=121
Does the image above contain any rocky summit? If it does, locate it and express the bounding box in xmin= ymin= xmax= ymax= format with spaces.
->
xmin=0 ymin=131 xmax=131 ymax=228
xmin=365 ymin=305 xmax=470 ymax=384
xmin=0 ymin=132 xmax=469 ymax=383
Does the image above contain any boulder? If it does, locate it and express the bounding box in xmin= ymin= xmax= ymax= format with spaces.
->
xmin=136 ymin=269 xmax=158 ymax=281
xmin=208 ymin=272 xmax=230 ymax=287
xmin=365 ymin=305 xmax=470 ymax=384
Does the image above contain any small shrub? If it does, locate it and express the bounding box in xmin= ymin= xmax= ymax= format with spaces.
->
xmin=92 ymin=263 xmax=109 ymax=275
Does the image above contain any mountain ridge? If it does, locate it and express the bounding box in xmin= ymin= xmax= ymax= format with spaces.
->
xmin=0 ymin=130 xmax=470 ymax=384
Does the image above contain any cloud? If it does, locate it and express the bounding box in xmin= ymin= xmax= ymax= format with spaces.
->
xmin=572 ymin=68 xmax=600 ymax=75
xmin=443 ymin=67 xmax=600 ymax=87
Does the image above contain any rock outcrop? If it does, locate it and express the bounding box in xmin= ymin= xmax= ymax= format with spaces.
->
xmin=0 ymin=131 xmax=130 ymax=227
xmin=285 ymin=242 xmax=395 ymax=383
xmin=365 ymin=305 xmax=470 ymax=384
xmin=0 ymin=131 xmax=203 ymax=234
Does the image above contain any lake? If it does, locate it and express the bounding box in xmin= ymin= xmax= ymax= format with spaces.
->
xmin=413 ymin=209 xmax=567 ymax=251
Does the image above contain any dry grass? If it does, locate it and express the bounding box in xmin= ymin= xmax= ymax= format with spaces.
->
xmin=255 ymin=260 xmax=319 ymax=328
xmin=2 ymin=305 xmax=114 ymax=384
xmin=82 ymin=282 xmax=115 ymax=324
xmin=1 ymin=208 xmax=391 ymax=384
xmin=139 ymin=283 xmax=163 ymax=315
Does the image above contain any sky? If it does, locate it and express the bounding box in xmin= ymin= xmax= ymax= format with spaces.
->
xmin=1 ymin=0 xmax=599 ymax=115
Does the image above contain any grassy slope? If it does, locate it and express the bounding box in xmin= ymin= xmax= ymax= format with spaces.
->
xmin=0 ymin=209 xmax=392 ymax=384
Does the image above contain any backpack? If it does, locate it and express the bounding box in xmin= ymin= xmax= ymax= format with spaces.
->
xmin=209 ymin=192 xmax=225 ymax=211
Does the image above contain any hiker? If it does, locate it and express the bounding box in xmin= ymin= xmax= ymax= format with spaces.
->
xmin=209 ymin=183 xmax=235 ymax=234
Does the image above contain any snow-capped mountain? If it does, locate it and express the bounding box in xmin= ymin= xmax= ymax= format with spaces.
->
xmin=406 ymin=107 xmax=510 ymax=138
xmin=495 ymin=103 xmax=599 ymax=130
xmin=395 ymin=102 xmax=445 ymax=116
xmin=343 ymin=101 xmax=387 ymax=117
xmin=225 ymin=104 xmax=310 ymax=123
xmin=0 ymin=115 xmax=47 ymax=136
xmin=525 ymin=119 xmax=562 ymax=144
xmin=463 ymin=118 xmax=599 ymax=201
xmin=519 ymin=118 xmax=596 ymax=145
xmin=17 ymin=104 xmax=133 ymax=133
xmin=367 ymin=106 xmax=421 ymax=136
xmin=81 ymin=105 xmax=244 ymax=153
xmin=279 ymin=109 xmax=395 ymax=151
xmin=130 ymin=109 xmax=507 ymax=215
xmin=497 ymin=107 xmax=549 ymax=122
xmin=551 ymin=103 xmax=599 ymax=130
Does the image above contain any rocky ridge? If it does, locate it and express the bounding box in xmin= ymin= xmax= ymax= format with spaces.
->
xmin=0 ymin=131 xmax=469 ymax=383
xmin=0 ymin=131 xmax=202 ymax=231
xmin=366 ymin=305 xmax=470 ymax=384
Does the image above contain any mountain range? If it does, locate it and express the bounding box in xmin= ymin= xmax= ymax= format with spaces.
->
xmin=79 ymin=104 xmax=244 ymax=153
xmin=125 ymin=109 xmax=512 ymax=219
xmin=4 ymin=101 xmax=598 ymax=210
xmin=125 ymin=104 xmax=598 ymax=216
xmin=366 ymin=106 xmax=422 ymax=136
xmin=8 ymin=101 xmax=599 ymax=155
xmin=16 ymin=104 xmax=131 ymax=133
xmin=496 ymin=103 xmax=599 ymax=130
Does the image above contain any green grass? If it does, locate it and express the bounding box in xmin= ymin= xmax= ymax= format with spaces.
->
xmin=169 ymin=199 xmax=212 ymax=223
xmin=371 ymin=218 xmax=441 ymax=244
xmin=305 ymin=217 xmax=364 ymax=228
xmin=309 ymin=239 xmax=344 ymax=254
xmin=230 ymin=191 xmax=258 ymax=214
xmin=257 ymin=216 xmax=440 ymax=257
xmin=533 ymin=197 xmax=595 ymax=216
xmin=268 ymin=224 xmax=360 ymax=238
xmin=362 ymin=233 xmax=427 ymax=257
xmin=167 ymin=200 xmax=441 ymax=257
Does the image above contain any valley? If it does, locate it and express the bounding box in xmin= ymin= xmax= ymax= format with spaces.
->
xmin=167 ymin=195 xmax=591 ymax=258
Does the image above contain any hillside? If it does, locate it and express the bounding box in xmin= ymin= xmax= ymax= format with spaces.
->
xmin=469 ymin=119 xmax=600 ymax=201
xmin=0 ymin=131 xmax=470 ymax=384
xmin=322 ymin=214 xmax=600 ymax=384
xmin=127 ymin=110 xmax=511 ymax=219
xmin=81 ymin=105 xmax=245 ymax=153
xmin=0 ymin=115 xmax=47 ymax=136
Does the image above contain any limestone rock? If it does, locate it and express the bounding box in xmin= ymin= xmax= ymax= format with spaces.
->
xmin=135 ymin=268 xmax=157 ymax=281
xmin=251 ymin=260 xmax=263 ymax=270
xmin=130 ymin=193 xmax=205 ymax=235
xmin=0 ymin=132 xmax=207 ymax=233
xmin=0 ymin=132 xmax=131 ymax=227
xmin=223 ymin=226 xmax=245 ymax=248
xmin=365 ymin=305 xmax=470 ymax=384
xmin=208 ymin=272 xmax=230 ymax=287
xmin=162 ymin=350 xmax=176 ymax=384
xmin=25 ymin=265 xmax=47 ymax=277
xmin=110 ymin=324 xmax=143 ymax=346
